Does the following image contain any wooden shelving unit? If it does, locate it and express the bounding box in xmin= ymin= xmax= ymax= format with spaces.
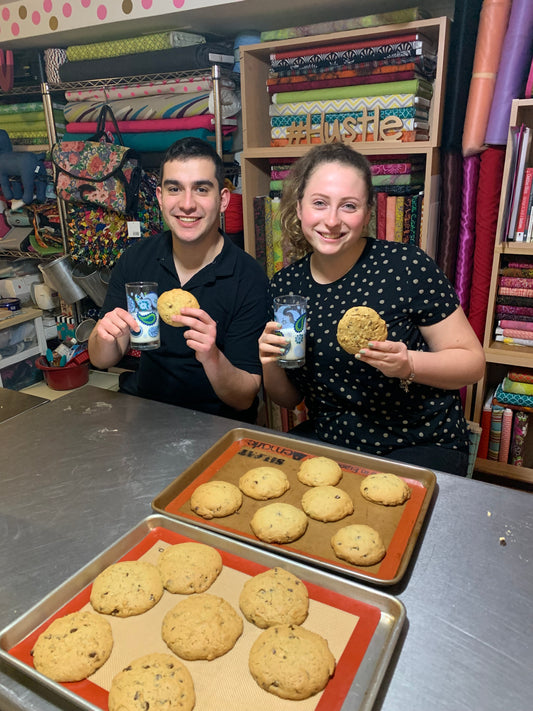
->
xmin=239 ymin=16 xmax=450 ymax=259
xmin=472 ymin=99 xmax=533 ymax=485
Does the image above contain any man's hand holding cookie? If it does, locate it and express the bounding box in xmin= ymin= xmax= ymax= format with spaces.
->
xmin=157 ymin=288 xmax=200 ymax=327
xmin=157 ymin=288 xmax=218 ymax=362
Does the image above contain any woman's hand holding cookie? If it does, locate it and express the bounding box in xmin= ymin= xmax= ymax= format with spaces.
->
xmin=356 ymin=339 xmax=412 ymax=380
xmin=259 ymin=321 xmax=289 ymax=365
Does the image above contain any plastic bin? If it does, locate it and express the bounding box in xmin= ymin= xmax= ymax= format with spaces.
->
xmin=35 ymin=356 xmax=89 ymax=390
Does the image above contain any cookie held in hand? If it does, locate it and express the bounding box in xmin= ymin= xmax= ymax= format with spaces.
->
xmin=337 ymin=306 xmax=388 ymax=354
xmin=157 ymin=288 xmax=199 ymax=326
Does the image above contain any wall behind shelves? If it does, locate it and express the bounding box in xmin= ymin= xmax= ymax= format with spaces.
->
xmin=0 ymin=0 xmax=455 ymax=48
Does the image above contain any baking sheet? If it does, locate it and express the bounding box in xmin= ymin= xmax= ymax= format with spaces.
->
xmin=0 ymin=514 xmax=405 ymax=711
xmin=152 ymin=428 xmax=436 ymax=586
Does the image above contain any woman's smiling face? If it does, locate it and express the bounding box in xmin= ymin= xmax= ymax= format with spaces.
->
xmin=296 ymin=161 xmax=371 ymax=257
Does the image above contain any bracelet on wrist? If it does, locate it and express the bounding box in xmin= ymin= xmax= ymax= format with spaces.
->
xmin=400 ymin=353 xmax=415 ymax=392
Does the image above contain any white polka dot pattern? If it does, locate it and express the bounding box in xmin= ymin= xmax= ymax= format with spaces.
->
xmin=269 ymin=239 xmax=469 ymax=455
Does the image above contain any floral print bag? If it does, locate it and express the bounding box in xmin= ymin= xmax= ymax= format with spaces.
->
xmin=52 ymin=105 xmax=142 ymax=216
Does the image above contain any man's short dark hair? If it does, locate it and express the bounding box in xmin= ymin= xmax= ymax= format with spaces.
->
xmin=160 ymin=137 xmax=225 ymax=191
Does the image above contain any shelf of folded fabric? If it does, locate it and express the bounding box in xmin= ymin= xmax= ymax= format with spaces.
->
xmin=239 ymin=16 xmax=450 ymax=259
xmin=47 ymin=65 xmax=240 ymax=159
xmin=484 ymin=341 xmax=533 ymax=368
xmin=47 ymin=67 xmax=236 ymax=93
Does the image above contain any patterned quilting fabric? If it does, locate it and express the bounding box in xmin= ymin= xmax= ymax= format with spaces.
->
xmin=494 ymin=383 xmax=533 ymax=411
xmin=65 ymin=31 xmax=205 ymax=62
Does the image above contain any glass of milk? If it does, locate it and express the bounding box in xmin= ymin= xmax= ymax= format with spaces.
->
xmin=125 ymin=282 xmax=160 ymax=350
xmin=273 ymin=294 xmax=308 ymax=368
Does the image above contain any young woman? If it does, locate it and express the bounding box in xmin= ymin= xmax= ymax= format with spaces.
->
xmin=259 ymin=143 xmax=485 ymax=476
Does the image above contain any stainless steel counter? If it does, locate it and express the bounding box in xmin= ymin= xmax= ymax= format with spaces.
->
xmin=0 ymin=386 xmax=531 ymax=711
xmin=0 ymin=387 xmax=48 ymax=424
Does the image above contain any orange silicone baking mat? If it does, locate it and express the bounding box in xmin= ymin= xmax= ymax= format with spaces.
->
xmin=153 ymin=428 xmax=435 ymax=586
xmin=6 ymin=523 xmax=393 ymax=711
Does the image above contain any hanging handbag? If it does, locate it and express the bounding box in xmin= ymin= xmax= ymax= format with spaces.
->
xmin=51 ymin=105 xmax=142 ymax=216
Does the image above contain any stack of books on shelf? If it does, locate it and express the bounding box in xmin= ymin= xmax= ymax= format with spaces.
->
xmin=267 ymin=30 xmax=437 ymax=146
xmin=479 ymin=374 xmax=532 ymax=466
xmin=502 ymin=123 xmax=533 ymax=242
xmin=493 ymin=255 xmax=533 ymax=346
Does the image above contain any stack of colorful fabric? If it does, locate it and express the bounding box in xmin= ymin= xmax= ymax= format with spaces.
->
xmin=0 ymin=101 xmax=65 ymax=145
xmin=494 ymin=256 xmax=533 ymax=344
xmin=268 ymin=157 xmax=297 ymax=197
xmin=370 ymin=156 xmax=425 ymax=245
xmin=267 ymin=30 xmax=437 ymax=146
xmin=494 ymin=370 xmax=533 ymax=413
xmin=61 ymin=73 xmax=240 ymax=152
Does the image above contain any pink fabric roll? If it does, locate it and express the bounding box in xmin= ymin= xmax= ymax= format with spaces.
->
xmin=64 ymin=115 xmax=236 ymax=134
xmin=499 ymin=319 xmax=533 ymax=331
xmin=526 ymin=58 xmax=533 ymax=97
xmin=454 ymin=155 xmax=480 ymax=313
xmin=462 ymin=0 xmax=512 ymax=157
xmin=468 ymin=146 xmax=506 ymax=340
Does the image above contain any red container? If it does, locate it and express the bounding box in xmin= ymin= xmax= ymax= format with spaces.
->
xmin=35 ymin=356 xmax=90 ymax=391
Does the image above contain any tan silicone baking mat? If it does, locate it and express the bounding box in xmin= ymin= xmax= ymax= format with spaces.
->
xmin=7 ymin=522 xmax=394 ymax=711
xmin=153 ymin=428 xmax=436 ymax=586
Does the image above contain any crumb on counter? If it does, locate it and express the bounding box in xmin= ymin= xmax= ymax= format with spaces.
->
xmin=499 ymin=537 xmax=506 ymax=546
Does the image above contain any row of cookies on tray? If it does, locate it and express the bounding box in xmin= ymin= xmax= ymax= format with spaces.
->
xmin=190 ymin=455 xmax=412 ymax=566
xmin=31 ymin=541 xmax=335 ymax=708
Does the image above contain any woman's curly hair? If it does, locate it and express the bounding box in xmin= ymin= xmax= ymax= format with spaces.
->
xmin=280 ymin=143 xmax=374 ymax=263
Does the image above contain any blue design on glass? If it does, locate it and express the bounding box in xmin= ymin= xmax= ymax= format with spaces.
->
xmin=137 ymin=311 xmax=157 ymax=326
xmin=294 ymin=314 xmax=306 ymax=333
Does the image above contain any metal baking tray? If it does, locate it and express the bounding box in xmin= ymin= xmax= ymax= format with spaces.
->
xmin=0 ymin=514 xmax=405 ymax=711
xmin=152 ymin=428 xmax=436 ymax=586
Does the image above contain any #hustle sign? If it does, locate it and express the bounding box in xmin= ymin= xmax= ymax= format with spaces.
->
xmin=283 ymin=106 xmax=417 ymax=144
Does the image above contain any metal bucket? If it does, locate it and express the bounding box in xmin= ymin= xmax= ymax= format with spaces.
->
xmin=38 ymin=255 xmax=86 ymax=305
xmin=75 ymin=318 xmax=96 ymax=343
xmin=72 ymin=263 xmax=109 ymax=307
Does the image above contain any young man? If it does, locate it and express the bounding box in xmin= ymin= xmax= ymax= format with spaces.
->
xmin=89 ymin=137 xmax=268 ymax=421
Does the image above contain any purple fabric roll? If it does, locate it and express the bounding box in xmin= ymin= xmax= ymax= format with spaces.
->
xmin=485 ymin=0 xmax=533 ymax=145
xmin=454 ymin=155 xmax=481 ymax=314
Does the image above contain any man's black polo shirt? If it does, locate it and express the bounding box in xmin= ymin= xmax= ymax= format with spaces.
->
xmin=101 ymin=230 xmax=268 ymax=420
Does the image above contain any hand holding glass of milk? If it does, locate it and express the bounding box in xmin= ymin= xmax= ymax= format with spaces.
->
xmin=125 ymin=282 xmax=160 ymax=350
xmin=273 ymin=294 xmax=308 ymax=369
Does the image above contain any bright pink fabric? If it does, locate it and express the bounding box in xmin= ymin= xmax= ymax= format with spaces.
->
xmin=65 ymin=115 xmax=236 ymax=134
